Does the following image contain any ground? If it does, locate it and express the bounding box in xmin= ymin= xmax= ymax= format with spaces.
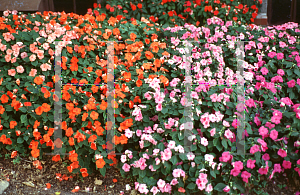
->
xmin=0 ymin=149 xmax=299 ymax=195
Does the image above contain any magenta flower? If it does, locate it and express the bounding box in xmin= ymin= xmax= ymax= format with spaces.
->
xmin=278 ymin=149 xmax=287 ymax=158
xmin=260 ymin=67 xmax=269 ymax=75
xmin=268 ymin=51 xmax=276 ymax=58
xmin=277 ymin=53 xmax=284 ymax=60
xmin=287 ymin=79 xmax=295 ymax=88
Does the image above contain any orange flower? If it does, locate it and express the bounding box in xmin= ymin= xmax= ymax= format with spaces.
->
xmin=16 ymin=130 xmax=21 ymax=136
xmin=131 ymin=4 xmax=137 ymax=11
xmin=91 ymin=142 xmax=97 ymax=150
xmin=1 ymin=94 xmax=9 ymax=104
xmin=42 ymin=103 xmax=51 ymax=112
xmin=31 ymin=149 xmax=40 ymax=158
xmin=69 ymin=151 xmax=78 ymax=162
xmin=113 ymin=179 xmax=117 ymax=183
xmin=145 ymin=51 xmax=154 ymax=60
xmin=88 ymin=134 xmax=97 ymax=143
xmin=90 ymin=111 xmax=99 ymax=120
xmin=35 ymin=106 xmax=43 ymax=115
xmin=136 ymin=79 xmax=143 ymax=87
xmin=82 ymin=112 xmax=88 ymax=121
xmin=65 ymin=127 xmax=73 ymax=137
xmin=34 ymin=76 xmax=43 ymax=85
xmin=100 ymin=100 xmax=107 ymax=110
xmin=178 ymin=187 xmax=185 ymax=193
xmin=74 ymin=131 xmax=86 ymax=143
xmin=145 ymin=38 xmax=150 ymax=44
xmin=9 ymin=121 xmax=17 ymax=129
xmin=11 ymin=151 xmax=17 ymax=158
xmin=52 ymin=154 xmax=60 ymax=162
xmin=123 ymin=72 xmax=131 ymax=82
xmin=46 ymin=183 xmax=51 ymax=189
xmin=69 ymin=137 xmax=74 ymax=146
xmin=130 ymin=33 xmax=136 ymax=41
xmin=96 ymin=158 xmax=106 ymax=169
xmin=129 ymin=100 xmax=134 ymax=109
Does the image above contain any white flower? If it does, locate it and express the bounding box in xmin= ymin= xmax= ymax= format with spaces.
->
xmin=125 ymin=184 xmax=131 ymax=191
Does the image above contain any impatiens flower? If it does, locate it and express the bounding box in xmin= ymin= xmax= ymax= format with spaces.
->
xmin=260 ymin=67 xmax=268 ymax=75
xmin=247 ymin=159 xmax=256 ymax=169
xmin=282 ymin=160 xmax=291 ymax=169
xmin=224 ymin=129 xmax=234 ymax=139
xmin=223 ymin=186 xmax=230 ymax=193
xmin=278 ymin=149 xmax=287 ymax=158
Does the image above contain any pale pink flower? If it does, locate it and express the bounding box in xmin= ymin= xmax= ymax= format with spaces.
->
xmin=8 ymin=69 xmax=16 ymax=76
xmin=29 ymin=54 xmax=36 ymax=62
xmin=224 ymin=129 xmax=233 ymax=139
xmin=223 ymin=120 xmax=230 ymax=127
xmin=16 ymin=66 xmax=24 ymax=73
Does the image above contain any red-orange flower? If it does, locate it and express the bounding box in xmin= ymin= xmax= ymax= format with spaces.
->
xmin=145 ymin=51 xmax=154 ymax=60
xmin=96 ymin=158 xmax=106 ymax=169
xmin=137 ymin=3 xmax=142 ymax=9
xmin=11 ymin=151 xmax=17 ymax=158
xmin=90 ymin=111 xmax=99 ymax=120
xmin=1 ymin=94 xmax=9 ymax=104
xmin=34 ymin=77 xmax=43 ymax=85
xmin=46 ymin=183 xmax=51 ymax=189
xmin=52 ymin=154 xmax=60 ymax=162
xmin=9 ymin=121 xmax=17 ymax=129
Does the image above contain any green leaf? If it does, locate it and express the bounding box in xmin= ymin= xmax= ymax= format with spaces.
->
xmin=214 ymin=183 xmax=227 ymax=192
xmin=21 ymin=115 xmax=27 ymax=124
xmin=294 ymin=68 xmax=300 ymax=77
xmin=222 ymin=139 xmax=228 ymax=149
xmin=82 ymin=121 xmax=88 ymax=128
xmin=170 ymin=155 xmax=178 ymax=165
xmin=283 ymin=112 xmax=294 ymax=118
xmin=17 ymin=137 xmax=24 ymax=144
xmin=287 ymin=69 xmax=293 ymax=76
xmin=210 ymin=169 xmax=216 ymax=178
xmin=99 ymin=167 xmax=106 ymax=177
xmin=140 ymin=170 xmax=146 ymax=178
xmin=165 ymin=161 xmax=171 ymax=173
xmin=19 ymin=107 xmax=27 ymax=113
xmin=161 ymin=107 xmax=168 ymax=114
xmin=186 ymin=183 xmax=196 ymax=190
xmin=158 ymin=142 xmax=164 ymax=151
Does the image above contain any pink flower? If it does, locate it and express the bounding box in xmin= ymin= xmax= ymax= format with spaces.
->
xmin=241 ymin=171 xmax=251 ymax=183
xmin=219 ymin=151 xmax=232 ymax=163
xmin=247 ymin=159 xmax=256 ymax=169
xmin=16 ymin=66 xmax=24 ymax=73
xmin=201 ymin=137 xmax=208 ymax=146
xmin=282 ymin=160 xmax=291 ymax=169
xmin=223 ymin=120 xmax=230 ymax=127
xmin=29 ymin=54 xmax=36 ymax=62
xmin=223 ymin=186 xmax=230 ymax=193
xmin=233 ymin=161 xmax=243 ymax=170
xmin=271 ymin=116 xmax=281 ymax=124
xmin=157 ymin=179 xmax=166 ymax=188
xmin=270 ymin=130 xmax=278 ymax=140
xmin=29 ymin=69 xmax=37 ymax=77
xmin=210 ymin=93 xmax=218 ymax=102
xmin=156 ymin=103 xmax=162 ymax=111
xmin=273 ymin=164 xmax=282 ymax=173
xmin=287 ymin=80 xmax=295 ymax=88
xmin=260 ymin=67 xmax=268 ymax=75
xmin=277 ymin=69 xmax=285 ymax=76
xmin=258 ymin=126 xmax=269 ymax=137
xmin=210 ymin=128 xmax=216 ymax=136
xmin=122 ymin=163 xmax=130 ymax=172
xmin=277 ymin=53 xmax=284 ymax=60
xmin=8 ymin=69 xmax=16 ymax=76
xmin=250 ymin=144 xmax=261 ymax=154
xmin=268 ymin=52 xmax=276 ymax=58
xmin=278 ymin=149 xmax=287 ymax=158
xmin=245 ymin=98 xmax=256 ymax=108
xmin=230 ymin=168 xmax=241 ymax=176
xmin=258 ymin=167 xmax=268 ymax=175
xmin=262 ymin=153 xmax=270 ymax=161
xmin=224 ymin=129 xmax=234 ymax=139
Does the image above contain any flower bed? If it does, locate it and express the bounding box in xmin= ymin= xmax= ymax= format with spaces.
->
xmin=0 ymin=5 xmax=300 ymax=195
